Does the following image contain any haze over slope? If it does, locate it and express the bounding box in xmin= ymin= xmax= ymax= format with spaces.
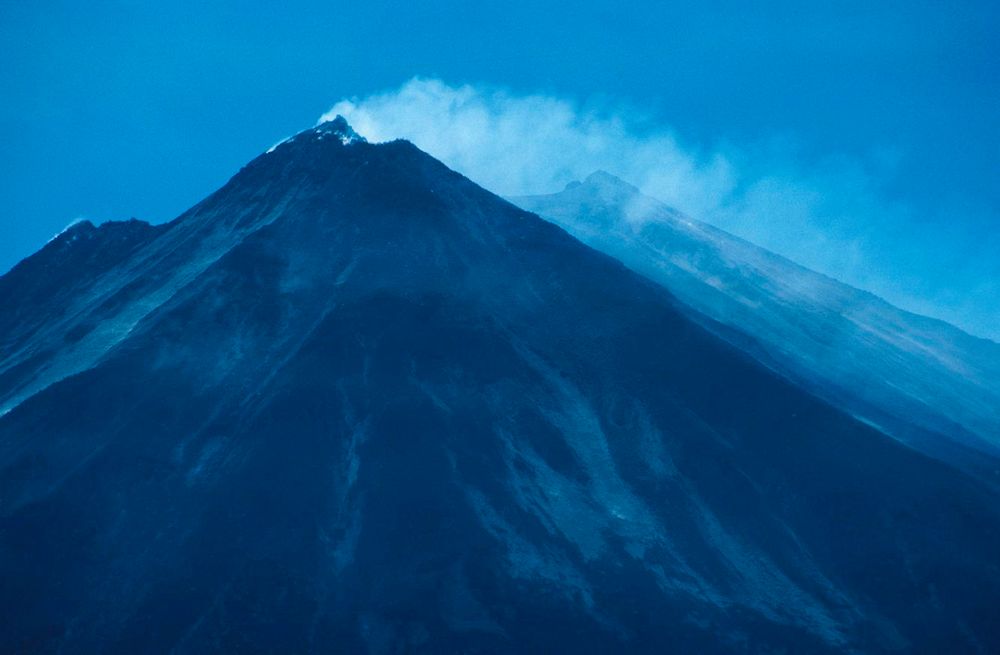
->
xmin=327 ymin=79 xmax=1000 ymax=341
xmin=1 ymin=119 xmax=998 ymax=653
xmin=516 ymin=173 xmax=1000 ymax=470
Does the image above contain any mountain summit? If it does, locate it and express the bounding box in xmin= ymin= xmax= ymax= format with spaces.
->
xmin=1 ymin=122 xmax=999 ymax=653
xmin=312 ymin=115 xmax=366 ymax=144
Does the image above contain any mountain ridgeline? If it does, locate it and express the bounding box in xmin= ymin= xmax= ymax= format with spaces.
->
xmin=516 ymin=173 xmax=1000 ymax=470
xmin=1 ymin=118 xmax=998 ymax=653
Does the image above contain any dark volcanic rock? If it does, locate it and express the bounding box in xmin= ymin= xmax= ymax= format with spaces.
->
xmin=1 ymin=119 xmax=998 ymax=654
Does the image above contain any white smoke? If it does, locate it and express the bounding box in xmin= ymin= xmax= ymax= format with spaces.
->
xmin=320 ymin=78 xmax=999 ymax=341
xmin=320 ymin=78 xmax=735 ymax=218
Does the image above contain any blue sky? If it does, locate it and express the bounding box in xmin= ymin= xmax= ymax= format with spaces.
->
xmin=1 ymin=1 xmax=997 ymax=338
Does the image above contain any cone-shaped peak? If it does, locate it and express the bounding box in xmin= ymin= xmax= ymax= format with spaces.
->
xmin=582 ymin=170 xmax=640 ymax=194
xmin=313 ymin=115 xmax=366 ymax=145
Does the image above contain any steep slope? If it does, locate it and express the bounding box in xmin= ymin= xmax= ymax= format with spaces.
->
xmin=516 ymin=173 xmax=1000 ymax=470
xmin=0 ymin=219 xmax=168 ymax=408
xmin=1 ymin=120 xmax=999 ymax=654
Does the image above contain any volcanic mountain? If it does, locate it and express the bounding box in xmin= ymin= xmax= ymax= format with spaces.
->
xmin=515 ymin=172 xmax=1000 ymax=472
xmin=1 ymin=118 xmax=998 ymax=653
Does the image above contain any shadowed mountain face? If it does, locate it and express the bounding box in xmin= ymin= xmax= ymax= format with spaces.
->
xmin=1 ymin=119 xmax=999 ymax=654
xmin=516 ymin=174 xmax=1000 ymax=473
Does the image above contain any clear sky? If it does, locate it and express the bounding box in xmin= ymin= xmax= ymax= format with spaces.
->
xmin=1 ymin=1 xmax=997 ymax=337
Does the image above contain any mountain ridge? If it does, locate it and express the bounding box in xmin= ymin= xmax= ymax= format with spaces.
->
xmin=514 ymin=174 xmax=1000 ymax=465
xmin=2 ymin=119 xmax=999 ymax=653
xmin=567 ymin=171 xmax=999 ymax=345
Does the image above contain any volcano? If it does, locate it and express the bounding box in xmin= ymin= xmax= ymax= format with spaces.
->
xmin=1 ymin=118 xmax=998 ymax=653
xmin=515 ymin=172 xmax=1000 ymax=475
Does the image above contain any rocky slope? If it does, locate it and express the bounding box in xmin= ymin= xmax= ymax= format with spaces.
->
xmin=1 ymin=119 xmax=998 ymax=653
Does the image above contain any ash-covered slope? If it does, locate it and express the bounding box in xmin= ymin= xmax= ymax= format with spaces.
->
xmin=1 ymin=120 xmax=999 ymax=654
xmin=516 ymin=173 xmax=1000 ymax=471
